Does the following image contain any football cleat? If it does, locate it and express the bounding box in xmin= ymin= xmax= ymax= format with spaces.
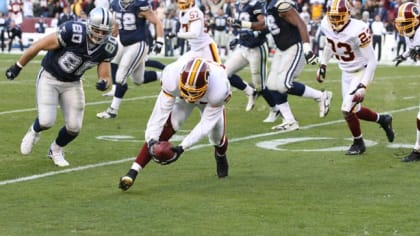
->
xmin=119 ymin=169 xmax=138 ymax=191
xmin=215 ymin=154 xmax=229 ymax=178
xmin=345 ymin=138 xmax=366 ymax=155
xmin=271 ymin=120 xmax=299 ymax=131
xmin=20 ymin=126 xmax=40 ymax=155
xmin=378 ymin=114 xmax=395 ymax=142
xmin=319 ymin=90 xmax=333 ymax=118
xmin=48 ymin=145 xmax=69 ymax=167
xmin=401 ymin=149 xmax=420 ymax=162
xmin=263 ymin=107 xmax=282 ymax=123
xmin=96 ymin=107 xmax=118 ymax=119
xmin=245 ymin=87 xmax=258 ymax=112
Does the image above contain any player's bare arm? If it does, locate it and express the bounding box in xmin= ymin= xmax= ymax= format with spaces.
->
xmin=280 ymin=8 xmax=310 ymax=43
xmin=18 ymin=33 xmax=60 ymax=66
xmin=141 ymin=9 xmax=164 ymax=39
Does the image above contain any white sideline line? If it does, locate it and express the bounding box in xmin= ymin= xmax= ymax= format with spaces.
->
xmin=1 ymin=105 xmax=418 ymax=186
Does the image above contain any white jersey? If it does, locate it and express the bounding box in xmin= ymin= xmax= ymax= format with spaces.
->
xmin=320 ymin=17 xmax=374 ymax=73
xmin=178 ymin=6 xmax=214 ymax=51
xmin=403 ymin=28 xmax=420 ymax=56
xmin=145 ymin=60 xmax=231 ymax=149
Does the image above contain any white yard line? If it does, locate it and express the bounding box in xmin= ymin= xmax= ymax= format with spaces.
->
xmin=0 ymin=103 xmax=418 ymax=186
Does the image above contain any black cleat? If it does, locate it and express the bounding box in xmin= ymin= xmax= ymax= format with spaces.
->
xmin=402 ymin=150 xmax=420 ymax=162
xmin=345 ymin=139 xmax=366 ymax=155
xmin=378 ymin=114 xmax=395 ymax=142
xmin=119 ymin=169 xmax=138 ymax=191
xmin=215 ymin=155 xmax=229 ymax=178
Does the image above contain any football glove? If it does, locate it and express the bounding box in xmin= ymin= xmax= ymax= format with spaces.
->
xmin=227 ymin=17 xmax=241 ymax=29
xmin=303 ymin=42 xmax=318 ymax=65
xmin=147 ymin=139 xmax=159 ymax=158
xmin=316 ymin=64 xmax=327 ymax=83
xmin=96 ymin=79 xmax=108 ymax=91
xmin=350 ymin=83 xmax=366 ymax=103
xmin=166 ymin=32 xmax=176 ymax=39
xmin=393 ymin=54 xmax=406 ymax=67
xmin=152 ymin=40 xmax=164 ymax=54
xmin=5 ymin=63 xmax=22 ymax=80
xmin=229 ymin=38 xmax=239 ymax=50
xmin=158 ymin=145 xmax=184 ymax=165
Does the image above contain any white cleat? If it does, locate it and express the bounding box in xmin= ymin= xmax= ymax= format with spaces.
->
xmin=263 ymin=108 xmax=282 ymax=123
xmin=272 ymin=120 xmax=300 ymax=131
xmin=319 ymin=90 xmax=333 ymax=118
xmin=96 ymin=107 xmax=118 ymax=119
xmin=48 ymin=146 xmax=69 ymax=167
xmin=20 ymin=127 xmax=40 ymax=155
xmin=245 ymin=90 xmax=258 ymax=112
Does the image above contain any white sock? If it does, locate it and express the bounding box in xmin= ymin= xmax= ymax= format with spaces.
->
xmin=278 ymin=102 xmax=296 ymax=122
xmin=110 ymin=97 xmax=122 ymax=111
xmin=131 ymin=162 xmax=142 ymax=172
xmin=302 ymin=86 xmax=323 ymax=100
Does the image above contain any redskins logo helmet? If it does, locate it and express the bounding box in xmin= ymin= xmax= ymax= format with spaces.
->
xmin=395 ymin=2 xmax=420 ymax=37
xmin=179 ymin=58 xmax=209 ymax=103
xmin=177 ymin=0 xmax=195 ymax=10
xmin=327 ymin=0 xmax=352 ymax=31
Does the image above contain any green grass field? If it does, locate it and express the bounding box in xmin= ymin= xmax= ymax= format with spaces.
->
xmin=1 ymin=53 xmax=420 ymax=235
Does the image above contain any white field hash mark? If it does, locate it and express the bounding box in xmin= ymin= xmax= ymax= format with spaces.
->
xmin=0 ymin=101 xmax=418 ymax=186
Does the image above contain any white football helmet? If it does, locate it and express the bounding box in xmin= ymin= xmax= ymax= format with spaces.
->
xmin=87 ymin=7 xmax=114 ymax=45
xmin=326 ymin=0 xmax=352 ymax=32
xmin=179 ymin=58 xmax=209 ymax=103
xmin=395 ymin=2 xmax=420 ymax=37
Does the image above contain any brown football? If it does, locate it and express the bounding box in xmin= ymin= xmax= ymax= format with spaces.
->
xmin=153 ymin=141 xmax=175 ymax=162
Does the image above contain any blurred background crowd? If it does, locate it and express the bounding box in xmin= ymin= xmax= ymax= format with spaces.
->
xmin=0 ymin=0 xmax=417 ymax=62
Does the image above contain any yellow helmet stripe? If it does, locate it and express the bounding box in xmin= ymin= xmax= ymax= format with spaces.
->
xmin=331 ymin=0 xmax=339 ymax=12
xmin=188 ymin=58 xmax=202 ymax=86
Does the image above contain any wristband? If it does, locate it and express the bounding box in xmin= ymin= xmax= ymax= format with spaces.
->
xmin=241 ymin=21 xmax=252 ymax=29
xmin=16 ymin=61 xmax=23 ymax=68
xmin=156 ymin=37 xmax=164 ymax=43
xmin=303 ymin=42 xmax=311 ymax=54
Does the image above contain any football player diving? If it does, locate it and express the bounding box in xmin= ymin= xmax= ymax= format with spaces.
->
xmin=118 ymin=58 xmax=231 ymax=191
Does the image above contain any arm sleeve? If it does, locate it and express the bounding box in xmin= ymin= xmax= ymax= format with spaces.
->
xmin=359 ymin=45 xmax=377 ymax=86
xmin=177 ymin=19 xmax=201 ymax=39
xmin=180 ymin=105 xmax=224 ymax=149
xmin=145 ymin=91 xmax=176 ymax=142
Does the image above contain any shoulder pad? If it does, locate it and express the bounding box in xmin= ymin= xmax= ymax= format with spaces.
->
xmin=249 ymin=0 xmax=258 ymax=6
xmin=275 ymin=0 xmax=295 ymax=13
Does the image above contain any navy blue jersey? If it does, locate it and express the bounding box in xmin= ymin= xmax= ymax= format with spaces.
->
xmin=110 ymin=0 xmax=150 ymax=46
xmin=266 ymin=0 xmax=301 ymax=50
xmin=214 ymin=15 xmax=228 ymax=32
xmin=234 ymin=0 xmax=266 ymax=48
xmin=42 ymin=21 xmax=118 ymax=82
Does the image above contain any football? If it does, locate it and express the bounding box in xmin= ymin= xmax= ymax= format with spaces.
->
xmin=152 ymin=141 xmax=175 ymax=162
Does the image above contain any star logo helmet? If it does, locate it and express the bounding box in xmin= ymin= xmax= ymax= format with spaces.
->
xmin=179 ymin=58 xmax=209 ymax=103
xmin=177 ymin=0 xmax=195 ymax=10
xmin=87 ymin=7 xmax=114 ymax=45
xmin=395 ymin=2 xmax=420 ymax=37
xmin=327 ymin=0 xmax=352 ymax=32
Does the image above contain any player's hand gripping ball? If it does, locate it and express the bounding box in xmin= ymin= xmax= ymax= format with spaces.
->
xmin=151 ymin=141 xmax=176 ymax=164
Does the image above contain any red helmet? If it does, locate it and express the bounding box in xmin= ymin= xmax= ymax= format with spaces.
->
xmin=395 ymin=2 xmax=420 ymax=37
xmin=327 ymin=0 xmax=352 ymax=31
xmin=179 ymin=58 xmax=209 ymax=103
